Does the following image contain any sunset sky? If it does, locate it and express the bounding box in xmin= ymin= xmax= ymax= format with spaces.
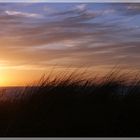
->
xmin=0 ymin=3 xmax=140 ymax=86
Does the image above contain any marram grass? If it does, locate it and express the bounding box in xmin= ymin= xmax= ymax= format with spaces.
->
xmin=0 ymin=69 xmax=140 ymax=137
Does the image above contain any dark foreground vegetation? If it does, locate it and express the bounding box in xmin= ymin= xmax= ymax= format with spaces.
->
xmin=0 ymin=70 xmax=140 ymax=137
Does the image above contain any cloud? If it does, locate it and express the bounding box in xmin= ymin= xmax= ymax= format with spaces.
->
xmin=43 ymin=6 xmax=56 ymax=14
xmin=5 ymin=10 xmax=43 ymax=18
xmin=101 ymin=9 xmax=115 ymax=15
xmin=75 ymin=4 xmax=87 ymax=11
xmin=125 ymin=4 xmax=140 ymax=14
xmin=110 ymin=3 xmax=140 ymax=16
xmin=51 ymin=4 xmax=115 ymax=24
xmin=0 ymin=3 xmax=140 ymax=71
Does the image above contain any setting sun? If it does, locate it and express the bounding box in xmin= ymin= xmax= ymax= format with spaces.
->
xmin=0 ymin=2 xmax=139 ymax=137
xmin=0 ymin=67 xmax=8 ymax=86
xmin=0 ymin=3 xmax=139 ymax=86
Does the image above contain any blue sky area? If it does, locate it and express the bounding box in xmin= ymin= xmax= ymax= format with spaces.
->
xmin=0 ymin=3 xmax=140 ymax=71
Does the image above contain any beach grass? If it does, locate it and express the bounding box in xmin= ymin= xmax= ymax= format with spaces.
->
xmin=0 ymin=69 xmax=140 ymax=137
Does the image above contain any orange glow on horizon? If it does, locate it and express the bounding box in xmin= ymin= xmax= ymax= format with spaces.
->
xmin=0 ymin=65 xmax=104 ymax=87
xmin=0 ymin=64 xmax=137 ymax=87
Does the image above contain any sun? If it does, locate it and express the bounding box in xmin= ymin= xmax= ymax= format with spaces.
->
xmin=0 ymin=67 xmax=9 ymax=87
xmin=0 ymin=67 xmax=3 ymax=84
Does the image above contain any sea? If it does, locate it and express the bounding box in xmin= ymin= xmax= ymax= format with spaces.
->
xmin=0 ymin=86 xmax=26 ymax=101
xmin=0 ymin=85 xmax=139 ymax=101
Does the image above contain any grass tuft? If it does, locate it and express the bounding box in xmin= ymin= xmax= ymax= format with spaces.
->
xmin=0 ymin=69 xmax=140 ymax=137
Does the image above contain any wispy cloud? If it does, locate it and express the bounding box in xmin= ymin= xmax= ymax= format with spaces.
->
xmin=110 ymin=3 xmax=140 ymax=16
xmin=74 ymin=4 xmax=87 ymax=11
xmin=0 ymin=3 xmax=139 ymax=71
xmin=5 ymin=10 xmax=43 ymax=18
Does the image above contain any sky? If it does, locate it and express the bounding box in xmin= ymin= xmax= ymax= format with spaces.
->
xmin=0 ymin=3 xmax=140 ymax=86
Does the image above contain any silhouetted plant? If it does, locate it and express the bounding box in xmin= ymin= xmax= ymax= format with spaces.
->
xmin=0 ymin=69 xmax=139 ymax=137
